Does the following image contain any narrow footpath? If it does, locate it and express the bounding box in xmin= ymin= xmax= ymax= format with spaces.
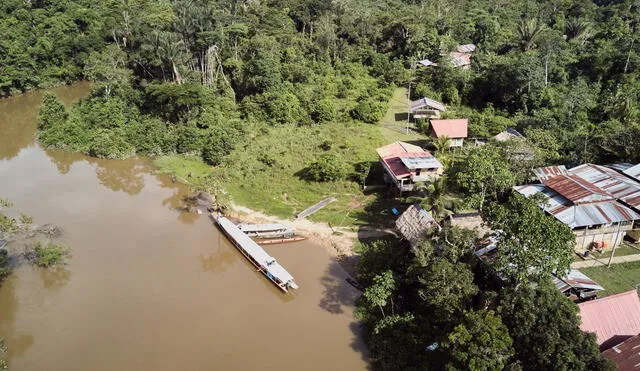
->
xmin=571 ymin=253 xmax=640 ymax=269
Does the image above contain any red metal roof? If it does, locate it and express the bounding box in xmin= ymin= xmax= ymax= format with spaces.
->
xmin=533 ymin=166 xmax=569 ymax=181
xmin=579 ymin=290 xmax=640 ymax=350
xmin=376 ymin=142 xmax=442 ymax=180
xmin=430 ymin=119 xmax=468 ymax=139
xmin=602 ymin=334 xmax=640 ymax=370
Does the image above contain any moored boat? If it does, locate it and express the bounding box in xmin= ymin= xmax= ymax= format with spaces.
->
xmin=237 ymin=223 xmax=295 ymax=239
xmin=215 ymin=215 xmax=299 ymax=292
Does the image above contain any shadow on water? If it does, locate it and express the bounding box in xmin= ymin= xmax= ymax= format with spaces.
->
xmin=318 ymin=260 xmax=371 ymax=365
xmin=0 ymin=277 xmax=35 ymax=363
xmin=318 ymin=260 xmax=361 ymax=314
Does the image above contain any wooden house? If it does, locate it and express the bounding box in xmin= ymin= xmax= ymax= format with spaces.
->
xmin=376 ymin=141 xmax=444 ymax=192
xmin=430 ymin=119 xmax=468 ymax=147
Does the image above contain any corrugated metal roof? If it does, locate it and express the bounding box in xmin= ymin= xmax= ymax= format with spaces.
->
xmin=602 ymin=334 xmax=640 ymax=369
xmin=624 ymin=164 xmax=640 ymax=181
xmin=410 ymin=97 xmax=446 ymax=112
xmin=514 ymin=184 xmax=640 ymax=227
xmin=533 ymin=166 xmax=568 ymax=181
xmin=543 ymin=174 xmax=614 ymax=204
xmin=552 ymin=269 xmax=604 ymax=292
xmin=400 ymin=156 xmax=443 ymax=170
xmin=456 ymin=44 xmax=476 ymax=53
xmin=430 ymin=119 xmax=468 ymax=138
xmin=607 ymin=163 xmax=634 ymax=173
xmin=376 ymin=142 xmax=442 ymax=180
xmin=579 ymin=290 xmax=640 ymax=349
xmin=570 ymin=164 xmax=640 ymax=209
xmin=418 ymin=59 xmax=438 ymax=67
xmin=449 ymin=52 xmax=471 ymax=67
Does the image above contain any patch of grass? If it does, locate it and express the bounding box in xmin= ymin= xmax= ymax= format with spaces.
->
xmin=580 ymin=261 xmax=640 ymax=297
xmin=378 ymin=87 xmax=427 ymax=143
xmin=153 ymin=155 xmax=213 ymax=185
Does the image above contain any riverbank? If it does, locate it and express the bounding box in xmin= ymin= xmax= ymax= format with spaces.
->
xmin=226 ymin=203 xmax=397 ymax=276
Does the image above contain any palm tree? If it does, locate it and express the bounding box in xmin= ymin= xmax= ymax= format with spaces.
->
xmin=415 ymin=177 xmax=462 ymax=221
xmin=433 ymin=136 xmax=451 ymax=156
xmin=517 ymin=18 xmax=547 ymax=51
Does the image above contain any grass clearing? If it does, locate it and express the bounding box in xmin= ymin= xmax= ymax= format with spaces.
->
xmin=580 ymin=260 xmax=640 ymax=297
xmin=211 ymin=121 xmax=398 ymax=226
xmin=153 ymin=155 xmax=213 ymax=187
xmin=378 ymin=87 xmax=428 ymax=143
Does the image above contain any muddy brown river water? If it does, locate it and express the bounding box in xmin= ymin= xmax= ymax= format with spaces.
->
xmin=0 ymin=84 xmax=368 ymax=370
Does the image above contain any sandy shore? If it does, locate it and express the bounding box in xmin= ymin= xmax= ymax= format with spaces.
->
xmin=227 ymin=203 xmax=396 ymax=277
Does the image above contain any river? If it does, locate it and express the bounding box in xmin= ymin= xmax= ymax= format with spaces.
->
xmin=0 ymin=84 xmax=368 ymax=370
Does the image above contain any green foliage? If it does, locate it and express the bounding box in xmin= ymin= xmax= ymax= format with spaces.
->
xmin=84 ymin=44 xmax=132 ymax=98
xmin=0 ymin=337 xmax=6 ymax=371
xmin=498 ymin=282 xmax=614 ymax=371
xmin=38 ymin=92 xmax=68 ymax=130
xmin=443 ymin=310 xmax=514 ymax=371
xmin=30 ymin=242 xmax=71 ymax=268
xmin=483 ymin=194 xmax=575 ymax=285
xmin=452 ymin=145 xmax=516 ymax=209
xmin=306 ymin=153 xmax=349 ymax=182
xmin=351 ymin=99 xmax=387 ymax=124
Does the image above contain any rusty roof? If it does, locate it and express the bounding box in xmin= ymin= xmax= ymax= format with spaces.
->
xmin=552 ymin=269 xmax=604 ymax=293
xmin=579 ymin=290 xmax=640 ymax=350
xmin=543 ymin=174 xmax=614 ymax=204
xmin=602 ymin=334 xmax=640 ymax=370
xmin=533 ymin=166 xmax=568 ymax=182
xmin=570 ymin=164 xmax=640 ymax=209
xmin=514 ymin=184 xmax=640 ymax=227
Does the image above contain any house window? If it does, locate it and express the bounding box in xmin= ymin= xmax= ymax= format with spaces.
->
xmin=416 ymin=169 xmax=421 ymax=176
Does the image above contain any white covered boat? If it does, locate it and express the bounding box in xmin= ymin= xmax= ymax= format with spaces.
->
xmin=215 ymin=216 xmax=299 ymax=292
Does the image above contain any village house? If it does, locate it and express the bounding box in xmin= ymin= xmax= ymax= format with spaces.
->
xmin=515 ymin=164 xmax=640 ymax=253
xmin=578 ymin=290 xmax=640 ymax=351
xmin=409 ymin=97 xmax=446 ymax=119
xmin=376 ymin=141 xmax=444 ymax=192
xmin=608 ymin=163 xmax=640 ymax=241
xmin=430 ymin=119 xmax=468 ymax=147
xmin=395 ymin=204 xmax=440 ymax=247
xmin=417 ymin=44 xmax=475 ymax=69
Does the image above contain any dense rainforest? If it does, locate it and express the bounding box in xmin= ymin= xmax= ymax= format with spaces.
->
xmin=2 ymin=0 xmax=639 ymax=369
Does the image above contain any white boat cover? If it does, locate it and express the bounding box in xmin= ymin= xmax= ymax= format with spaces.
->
xmin=217 ymin=217 xmax=297 ymax=287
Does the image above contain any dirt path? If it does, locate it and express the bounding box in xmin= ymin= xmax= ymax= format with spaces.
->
xmin=571 ymin=253 xmax=640 ymax=269
xmin=229 ymin=203 xmax=396 ymax=276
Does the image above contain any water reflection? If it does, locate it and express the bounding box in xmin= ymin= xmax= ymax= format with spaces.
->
xmin=0 ymin=82 xmax=90 ymax=161
xmin=39 ymin=266 xmax=72 ymax=290
xmin=0 ymin=277 xmax=35 ymax=362
xmin=199 ymin=249 xmax=237 ymax=273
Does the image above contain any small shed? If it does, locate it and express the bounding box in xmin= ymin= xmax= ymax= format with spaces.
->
xmin=430 ymin=119 xmax=469 ymax=147
xmin=395 ymin=204 xmax=440 ymax=246
xmin=552 ymin=269 xmax=604 ymax=302
xmin=492 ymin=128 xmax=525 ymax=142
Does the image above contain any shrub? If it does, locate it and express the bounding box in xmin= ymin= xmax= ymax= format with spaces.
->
xmin=306 ymin=153 xmax=348 ymax=182
xmin=88 ymin=130 xmax=135 ymax=159
xmin=351 ymin=99 xmax=387 ymax=124
xmin=29 ymin=242 xmax=71 ymax=267
xmin=38 ymin=92 xmax=68 ymax=130
xmin=312 ymin=98 xmax=337 ymax=122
